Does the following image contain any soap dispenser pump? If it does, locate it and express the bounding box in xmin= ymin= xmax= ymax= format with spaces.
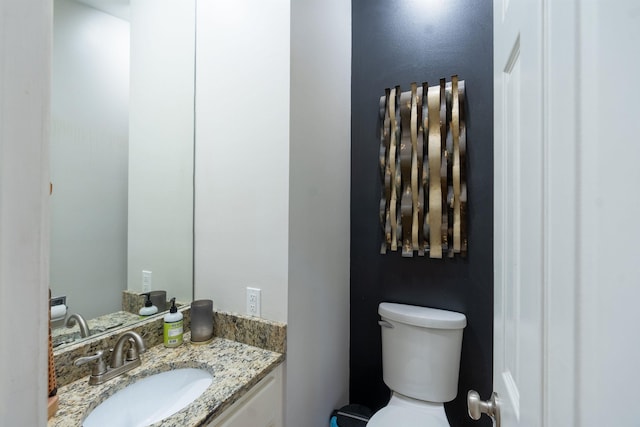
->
xmin=139 ymin=292 xmax=158 ymax=318
xmin=163 ymin=298 xmax=183 ymax=348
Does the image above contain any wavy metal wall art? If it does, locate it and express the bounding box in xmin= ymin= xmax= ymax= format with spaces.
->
xmin=379 ymin=76 xmax=467 ymax=259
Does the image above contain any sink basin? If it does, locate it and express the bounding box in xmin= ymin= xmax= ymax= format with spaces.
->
xmin=83 ymin=368 xmax=213 ymax=427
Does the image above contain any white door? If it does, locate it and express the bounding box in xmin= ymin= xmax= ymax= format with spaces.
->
xmin=488 ymin=0 xmax=545 ymax=425
xmin=480 ymin=1 xmax=640 ymax=426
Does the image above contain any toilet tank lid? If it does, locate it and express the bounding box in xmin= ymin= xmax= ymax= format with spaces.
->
xmin=379 ymin=303 xmax=467 ymax=329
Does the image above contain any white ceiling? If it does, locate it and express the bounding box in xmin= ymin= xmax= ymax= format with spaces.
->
xmin=75 ymin=0 xmax=130 ymax=21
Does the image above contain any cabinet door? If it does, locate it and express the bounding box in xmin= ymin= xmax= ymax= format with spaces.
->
xmin=210 ymin=365 xmax=283 ymax=427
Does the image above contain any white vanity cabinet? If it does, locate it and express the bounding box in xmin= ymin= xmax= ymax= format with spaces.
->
xmin=208 ymin=364 xmax=283 ymax=427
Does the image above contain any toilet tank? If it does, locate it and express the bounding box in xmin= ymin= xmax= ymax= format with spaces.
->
xmin=378 ymin=302 xmax=466 ymax=403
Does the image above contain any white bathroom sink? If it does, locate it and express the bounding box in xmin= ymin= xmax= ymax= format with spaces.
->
xmin=83 ymin=368 xmax=213 ymax=427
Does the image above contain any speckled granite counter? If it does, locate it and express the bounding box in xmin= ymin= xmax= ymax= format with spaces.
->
xmin=48 ymin=332 xmax=284 ymax=427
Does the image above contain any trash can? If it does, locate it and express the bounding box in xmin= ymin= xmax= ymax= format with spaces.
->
xmin=330 ymin=404 xmax=373 ymax=427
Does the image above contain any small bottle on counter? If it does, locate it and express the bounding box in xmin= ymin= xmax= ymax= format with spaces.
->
xmin=163 ymin=297 xmax=183 ymax=347
xmin=139 ymin=292 xmax=158 ymax=318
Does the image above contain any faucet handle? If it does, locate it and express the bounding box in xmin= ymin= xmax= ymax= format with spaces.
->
xmin=126 ymin=338 xmax=141 ymax=362
xmin=74 ymin=350 xmax=107 ymax=376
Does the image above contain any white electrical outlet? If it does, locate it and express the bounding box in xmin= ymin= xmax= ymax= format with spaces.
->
xmin=142 ymin=270 xmax=152 ymax=292
xmin=246 ymin=287 xmax=261 ymax=317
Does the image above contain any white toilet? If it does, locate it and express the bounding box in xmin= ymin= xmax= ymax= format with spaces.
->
xmin=366 ymin=302 xmax=467 ymax=427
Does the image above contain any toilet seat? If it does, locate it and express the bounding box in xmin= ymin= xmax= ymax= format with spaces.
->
xmin=365 ymin=393 xmax=450 ymax=427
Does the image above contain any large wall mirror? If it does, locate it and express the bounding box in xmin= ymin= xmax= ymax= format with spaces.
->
xmin=50 ymin=0 xmax=195 ymax=344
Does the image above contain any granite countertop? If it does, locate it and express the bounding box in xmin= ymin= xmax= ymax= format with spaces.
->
xmin=48 ymin=332 xmax=284 ymax=427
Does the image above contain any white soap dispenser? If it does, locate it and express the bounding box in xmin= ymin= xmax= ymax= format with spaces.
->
xmin=139 ymin=292 xmax=158 ymax=318
xmin=163 ymin=298 xmax=183 ymax=348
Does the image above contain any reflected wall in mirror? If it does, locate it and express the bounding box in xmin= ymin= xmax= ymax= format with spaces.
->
xmin=50 ymin=0 xmax=195 ymax=336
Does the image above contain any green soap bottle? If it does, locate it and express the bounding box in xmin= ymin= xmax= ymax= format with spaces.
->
xmin=163 ymin=298 xmax=183 ymax=347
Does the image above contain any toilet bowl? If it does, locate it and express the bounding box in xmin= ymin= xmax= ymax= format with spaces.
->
xmin=367 ymin=303 xmax=466 ymax=427
xmin=367 ymin=393 xmax=449 ymax=427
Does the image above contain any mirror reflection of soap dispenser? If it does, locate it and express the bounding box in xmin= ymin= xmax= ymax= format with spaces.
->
xmin=163 ymin=298 xmax=183 ymax=348
xmin=139 ymin=292 xmax=159 ymax=318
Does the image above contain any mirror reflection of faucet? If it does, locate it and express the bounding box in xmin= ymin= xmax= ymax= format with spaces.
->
xmin=53 ymin=319 xmax=125 ymax=348
xmin=65 ymin=313 xmax=90 ymax=338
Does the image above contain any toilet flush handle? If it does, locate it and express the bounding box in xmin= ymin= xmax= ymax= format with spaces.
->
xmin=378 ymin=320 xmax=394 ymax=328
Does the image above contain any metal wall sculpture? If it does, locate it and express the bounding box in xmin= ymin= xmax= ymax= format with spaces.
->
xmin=379 ymin=76 xmax=467 ymax=259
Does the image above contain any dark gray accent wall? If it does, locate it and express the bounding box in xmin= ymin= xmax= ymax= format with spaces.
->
xmin=350 ymin=1 xmax=493 ymax=426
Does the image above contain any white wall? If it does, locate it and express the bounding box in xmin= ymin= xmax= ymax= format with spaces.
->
xmin=194 ymin=0 xmax=291 ymax=322
xmin=287 ymin=0 xmax=351 ymax=424
xmin=127 ymin=0 xmax=195 ymax=303
xmin=195 ymin=1 xmax=350 ymax=425
xmin=0 ymin=0 xmax=50 ymax=424
xmin=50 ymin=0 xmax=129 ymax=319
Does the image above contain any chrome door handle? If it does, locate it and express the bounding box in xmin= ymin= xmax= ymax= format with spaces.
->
xmin=467 ymin=390 xmax=500 ymax=427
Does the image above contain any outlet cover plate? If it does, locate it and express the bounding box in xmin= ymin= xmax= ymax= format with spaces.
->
xmin=142 ymin=270 xmax=152 ymax=292
xmin=246 ymin=287 xmax=261 ymax=317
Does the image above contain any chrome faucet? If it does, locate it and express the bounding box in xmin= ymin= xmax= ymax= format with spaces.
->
xmin=74 ymin=331 xmax=146 ymax=385
xmin=66 ymin=313 xmax=90 ymax=338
